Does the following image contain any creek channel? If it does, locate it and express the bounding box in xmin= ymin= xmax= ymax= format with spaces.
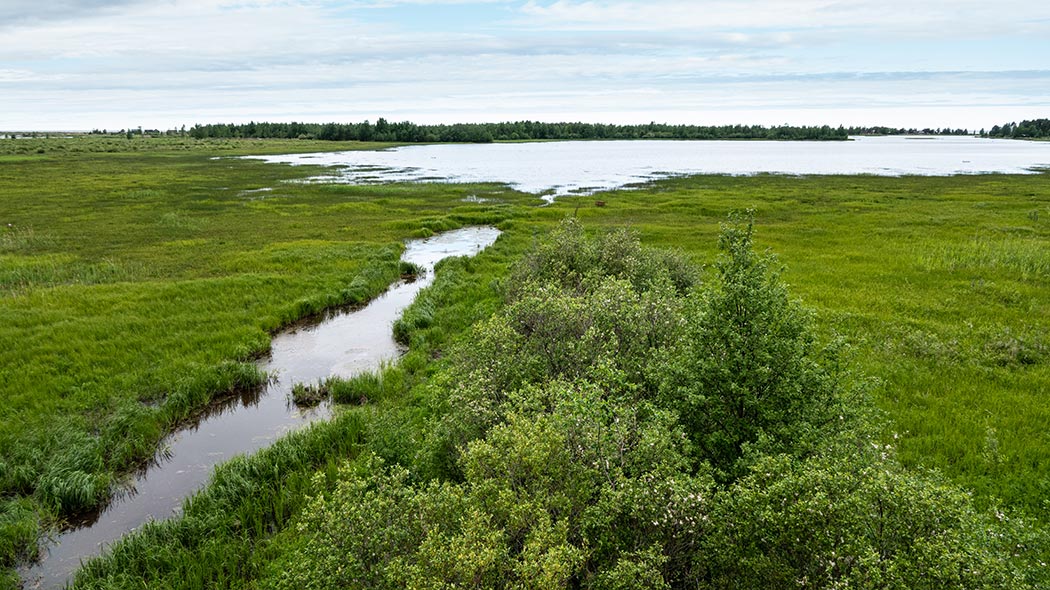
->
xmin=20 ymin=226 xmax=502 ymax=589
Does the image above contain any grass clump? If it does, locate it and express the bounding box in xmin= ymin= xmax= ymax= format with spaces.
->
xmin=329 ymin=366 xmax=407 ymax=406
xmin=399 ymin=260 xmax=424 ymax=279
xmin=0 ymin=499 xmax=37 ymax=576
xmin=290 ymin=367 xmax=410 ymax=408
xmin=290 ymin=382 xmax=328 ymax=407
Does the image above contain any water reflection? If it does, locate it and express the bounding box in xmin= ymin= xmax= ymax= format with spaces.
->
xmin=248 ymin=136 xmax=1050 ymax=202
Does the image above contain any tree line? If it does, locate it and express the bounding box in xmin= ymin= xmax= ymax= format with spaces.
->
xmin=982 ymin=119 xmax=1050 ymax=139
xmin=182 ymin=120 xmax=983 ymax=142
xmin=845 ymin=125 xmax=971 ymax=135
xmin=184 ymin=119 xmax=854 ymax=142
xmin=67 ymin=121 xmax=996 ymax=143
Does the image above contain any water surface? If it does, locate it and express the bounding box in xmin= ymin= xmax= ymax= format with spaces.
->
xmin=248 ymin=136 xmax=1050 ymax=202
xmin=20 ymin=226 xmax=501 ymax=589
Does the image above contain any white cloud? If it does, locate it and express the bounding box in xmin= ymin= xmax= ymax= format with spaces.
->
xmin=517 ymin=0 xmax=1050 ymax=36
xmin=0 ymin=0 xmax=149 ymax=28
xmin=0 ymin=69 xmax=65 ymax=83
xmin=0 ymin=0 xmax=1047 ymax=130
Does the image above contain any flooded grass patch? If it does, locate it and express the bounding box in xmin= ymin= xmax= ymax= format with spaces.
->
xmin=288 ymin=382 xmax=325 ymax=407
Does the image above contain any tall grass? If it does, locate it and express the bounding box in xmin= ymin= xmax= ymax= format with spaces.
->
xmin=0 ymin=137 xmax=534 ymax=580
xmin=0 ymin=255 xmax=141 ymax=293
xmin=920 ymin=235 xmax=1050 ymax=280
xmin=0 ymin=499 xmax=37 ymax=579
xmin=72 ymin=223 xmax=520 ymax=589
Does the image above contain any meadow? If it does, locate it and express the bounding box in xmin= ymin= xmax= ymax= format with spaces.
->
xmin=1 ymin=136 xmax=1048 ymax=587
xmin=0 ymin=136 xmax=532 ymax=587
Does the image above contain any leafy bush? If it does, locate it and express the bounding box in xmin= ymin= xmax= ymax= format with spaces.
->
xmin=701 ymin=447 xmax=1046 ymax=589
xmin=272 ymin=379 xmax=713 ymax=590
xmin=420 ymin=220 xmax=691 ymax=477
xmin=660 ymin=212 xmax=852 ymax=476
xmin=508 ymin=218 xmax=697 ymax=298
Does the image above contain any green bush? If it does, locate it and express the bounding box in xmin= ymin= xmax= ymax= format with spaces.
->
xmin=420 ymin=220 xmax=691 ymax=477
xmin=508 ymin=218 xmax=697 ymax=297
xmin=659 ymin=212 xmax=851 ymax=477
xmin=702 ymin=448 xmax=1046 ymax=589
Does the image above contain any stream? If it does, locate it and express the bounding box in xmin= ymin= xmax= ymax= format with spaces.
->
xmin=19 ymin=226 xmax=501 ymax=589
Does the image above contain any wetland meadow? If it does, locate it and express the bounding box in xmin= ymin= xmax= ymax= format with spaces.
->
xmin=2 ymin=134 xmax=1049 ymax=588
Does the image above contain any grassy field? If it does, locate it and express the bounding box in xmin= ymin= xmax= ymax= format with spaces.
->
xmin=1 ymin=136 xmax=1048 ymax=586
xmin=0 ymin=136 xmax=536 ymax=587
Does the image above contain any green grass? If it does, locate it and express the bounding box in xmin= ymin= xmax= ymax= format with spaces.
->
xmin=2 ymin=136 xmax=1049 ymax=586
xmin=71 ymin=229 xmax=523 ymax=589
xmin=73 ymin=408 xmax=370 ymax=590
xmin=0 ymin=136 xmax=536 ymax=582
xmin=541 ymin=173 xmax=1050 ymax=515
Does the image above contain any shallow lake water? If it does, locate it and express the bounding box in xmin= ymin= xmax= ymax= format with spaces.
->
xmin=20 ymin=226 xmax=501 ymax=589
xmin=248 ymin=136 xmax=1050 ymax=201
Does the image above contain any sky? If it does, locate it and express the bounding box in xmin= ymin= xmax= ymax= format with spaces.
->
xmin=1 ymin=0 xmax=1048 ymax=131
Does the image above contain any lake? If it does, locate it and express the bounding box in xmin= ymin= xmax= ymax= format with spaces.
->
xmin=248 ymin=136 xmax=1050 ymax=201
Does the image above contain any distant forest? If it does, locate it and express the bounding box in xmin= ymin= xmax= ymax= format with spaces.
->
xmin=982 ymin=119 xmax=1050 ymax=139
xmin=158 ymin=120 xmax=974 ymax=143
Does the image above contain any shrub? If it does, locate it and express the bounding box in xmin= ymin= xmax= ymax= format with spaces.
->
xmin=702 ymin=448 xmax=1045 ymax=589
xmin=508 ymin=218 xmax=697 ymax=298
xmin=659 ymin=212 xmax=849 ymax=476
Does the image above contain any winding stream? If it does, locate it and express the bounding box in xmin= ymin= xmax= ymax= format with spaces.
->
xmin=20 ymin=226 xmax=501 ymax=589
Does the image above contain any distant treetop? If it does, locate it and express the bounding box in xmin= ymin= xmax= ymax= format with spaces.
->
xmin=982 ymin=119 xmax=1050 ymax=139
xmin=182 ymin=119 xmax=854 ymax=142
xmin=76 ymin=120 xmax=989 ymax=143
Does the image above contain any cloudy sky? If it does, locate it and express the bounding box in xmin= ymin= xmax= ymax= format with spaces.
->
xmin=1 ymin=0 xmax=1048 ymax=131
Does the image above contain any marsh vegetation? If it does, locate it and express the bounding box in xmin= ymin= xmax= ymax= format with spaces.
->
xmin=1 ymin=136 xmax=1048 ymax=588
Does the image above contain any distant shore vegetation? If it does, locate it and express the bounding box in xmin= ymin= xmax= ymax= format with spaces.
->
xmin=187 ymin=120 xmax=856 ymax=142
xmin=982 ymin=118 xmax=1050 ymax=139
xmin=47 ymin=120 xmax=981 ymax=143
xmin=4 ymin=120 xmax=1016 ymax=143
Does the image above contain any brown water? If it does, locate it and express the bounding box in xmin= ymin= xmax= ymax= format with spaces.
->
xmin=19 ymin=226 xmax=501 ymax=589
